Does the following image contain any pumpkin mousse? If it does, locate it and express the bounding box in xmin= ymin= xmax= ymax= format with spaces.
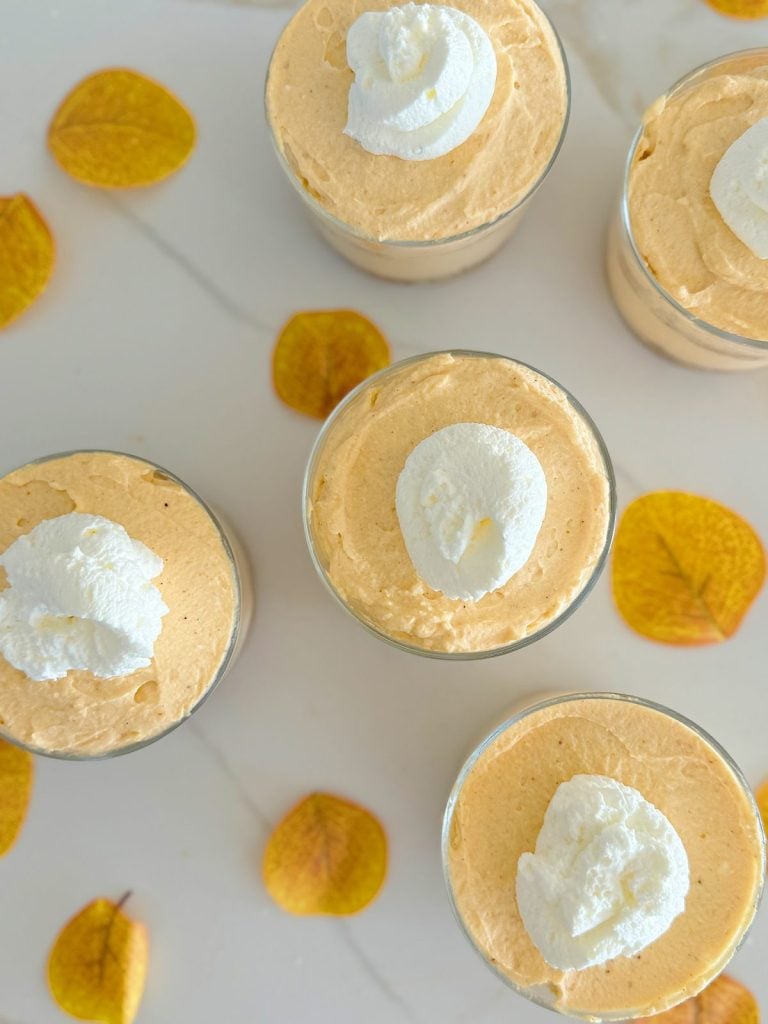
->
xmin=266 ymin=0 xmax=568 ymax=242
xmin=608 ymin=51 xmax=768 ymax=370
xmin=444 ymin=695 xmax=765 ymax=1019
xmin=0 ymin=452 xmax=243 ymax=757
xmin=305 ymin=353 xmax=613 ymax=655
xmin=627 ymin=52 xmax=768 ymax=340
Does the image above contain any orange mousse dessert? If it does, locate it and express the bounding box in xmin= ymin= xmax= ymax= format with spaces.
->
xmin=0 ymin=451 xmax=248 ymax=757
xmin=444 ymin=694 xmax=765 ymax=1019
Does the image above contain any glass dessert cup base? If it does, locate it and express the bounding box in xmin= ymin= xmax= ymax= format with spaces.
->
xmin=264 ymin=1 xmax=571 ymax=283
xmin=607 ymin=209 xmax=768 ymax=372
xmin=303 ymin=351 xmax=616 ymax=659
xmin=0 ymin=451 xmax=253 ymax=761
xmin=607 ymin=50 xmax=768 ymax=373
xmin=442 ymin=692 xmax=766 ymax=1021
xmin=294 ymin=192 xmax=533 ymax=284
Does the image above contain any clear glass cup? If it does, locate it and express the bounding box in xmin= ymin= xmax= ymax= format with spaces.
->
xmin=303 ymin=351 xmax=616 ymax=659
xmin=606 ymin=50 xmax=768 ymax=372
xmin=264 ymin=6 xmax=571 ymax=283
xmin=0 ymin=450 xmax=253 ymax=760
xmin=442 ymin=692 xmax=767 ymax=1021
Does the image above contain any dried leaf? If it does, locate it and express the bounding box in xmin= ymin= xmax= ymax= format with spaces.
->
xmin=263 ymin=792 xmax=387 ymax=915
xmin=698 ymin=977 xmax=760 ymax=1024
xmin=704 ymin=0 xmax=768 ymax=17
xmin=637 ymin=975 xmax=759 ymax=1024
xmin=0 ymin=194 xmax=55 ymax=330
xmin=49 ymin=69 xmax=196 ymax=188
xmin=48 ymin=894 xmax=148 ymax=1024
xmin=0 ymin=737 xmax=33 ymax=856
xmin=273 ymin=309 xmax=390 ymax=419
xmin=612 ymin=491 xmax=765 ymax=645
xmin=757 ymin=780 xmax=768 ymax=834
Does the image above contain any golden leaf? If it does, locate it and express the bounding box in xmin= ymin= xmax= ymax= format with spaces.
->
xmin=48 ymin=69 xmax=196 ymax=188
xmin=757 ymin=780 xmax=768 ymax=834
xmin=48 ymin=894 xmax=148 ymax=1024
xmin=0 ymin=194 xmax=55 ymax=330
xmin=637 ymin=975 xmax=759 ymax=1024
xmin=263 ymin=792 xmax=387 ymax=915
xmin=704 ymin=0 xmax=768 ymax=17
xmin=0 ymin=737 xmax=33 ymax=856
xmin=612 ymin=491 xmax=765 ymax=645
xmin=273 ymin=309 xmax=390 ymax=419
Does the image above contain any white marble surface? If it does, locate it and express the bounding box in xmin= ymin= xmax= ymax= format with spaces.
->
xmin=1 ymin=1 xmax=767 ymax=1021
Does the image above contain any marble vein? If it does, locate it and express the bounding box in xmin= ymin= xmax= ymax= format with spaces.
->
xmin=188 ymin=719 xmax=272 ymax=831
xmin=542 ymin=0 xmax=699 ymax=128
xmin=612 ymin=461 xmax=649 ymax=500
xmin=453 ymin=985 xmax=507 ymax=1022
xmin=335 ymin=920 xmax=419 ymax=1023
xmin=103 ymin=195 xmax=273 ymax=334
xmin=188 ymin=725 xmax=416 ymax=1022
xmin=190 ymin=723 xmax=418 ymax=1021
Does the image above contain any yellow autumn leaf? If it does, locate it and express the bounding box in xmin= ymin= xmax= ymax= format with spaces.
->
xmin=273 ymin=309 xmax=391 ymax=419
xmin=612 ymin=491 xmax=766 ymax=645
xmin=637 ymin=975 xmax=759 ymax=1024
xmin=0 ymin=737 xmax=34 ymax=856
xmin=49 ymin=68 xmax=196 ymax=188
xmin=757 ymin=780 xmax=768 ymax=834
xmin=704 ymin=0 xmax=768 ymax=17
xmin=48 ymin=894 xmax=148 ymax=1024
xmin=0 ymin=194 xmax=55 ymax=330
xmin=263 ymin=792 xmax=387 ymax=915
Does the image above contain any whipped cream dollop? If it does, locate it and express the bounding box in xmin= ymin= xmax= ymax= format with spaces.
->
xmin=0 ymin=513 xmax=168 ymax=682
xmin=516 ymin=775 xmax=690 ymax=971
xmin=344 ymin=2 xmax=497 ymax=161
xmin=395 ymin=423 xmax=547 ymax=601
xmin=710 ymin=117 xmax=768 ymax=260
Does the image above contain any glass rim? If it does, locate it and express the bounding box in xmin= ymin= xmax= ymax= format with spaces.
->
xmin=441 ymin=691 xmax=767 ymax=1021
xmin=302 ymin=350 xmax=617 ymax=660
xmin=620 ymin=47 xmax=768 ymax=354
xmin=0 ymin=449 xmax=244 ymax=761
xmin=264 ymin=1 xmax=572 ymax=248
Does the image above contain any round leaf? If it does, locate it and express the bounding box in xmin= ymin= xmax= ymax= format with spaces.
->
xmin=637 ymin=975 xmax=759 ymax=1024
xmin=48 ymin=68 xmax=196 ymax=188
xmin=0 ymin=194 xmax=55 ymax=330
xmin=273 ymin=309 xmax=390 ymax=419
xmin=612 ymin=491 xmax=765 ymax=645
xmin=263 ymin=792 xmax=387 ymax=915
xmin=704 ymin=0 xmax=768 ymax=17
xmin=0 ymin=737 xmax=33 ymax=856
xmin=757 ymin=780 xmax=768 ymax=835
xmin=48 ymin=894 xmax=148 ymax=1024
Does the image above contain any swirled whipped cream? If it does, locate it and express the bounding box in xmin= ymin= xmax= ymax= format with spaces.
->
xmin=516 ymin=775 xmax=690 ymax=971
xmin=395 ymin=423 xmax=547 ymax=601
xmin=344 ymin=2 xmax=497 ymax=161
xmin=710 ymin=117 xmax=768 ymax=260
xmin=0 ymin=513 xmax=168 ymax=681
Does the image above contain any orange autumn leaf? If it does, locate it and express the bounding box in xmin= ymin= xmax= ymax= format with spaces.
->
xmin=49 ymin=69 xmax=196 ymax=188
xmin=704 ymin=0 xmax=768 ymax=17
xmin=0 ymin=737 xmax=34 ymax=856
xmin=273 ymin=309 xmax=390 ymax=419
xmin=757 ymin=780 xmax=768 ymax=834
xmin=263 ymin=792 xmax=387 ymax=915
xmin=0 ymin=194 xmax=55 ymax=330
xmin=612 ymin=491 xmax=765 ymax=645
xmin=48 ymin=894 xmax=148 ymax=1024
xmin=637 ymin=975 xmax=759 ymax=1024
